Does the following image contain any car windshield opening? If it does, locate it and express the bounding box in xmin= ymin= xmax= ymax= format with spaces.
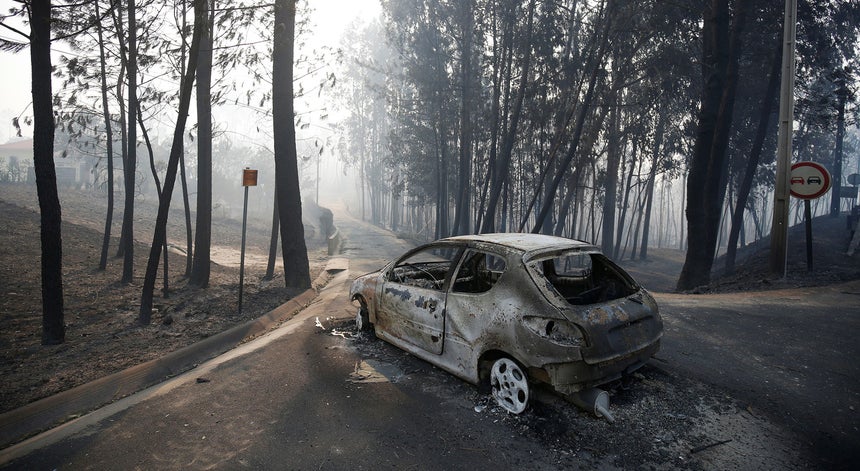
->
xmin=530 ymin=252 xmax=637 ymax=305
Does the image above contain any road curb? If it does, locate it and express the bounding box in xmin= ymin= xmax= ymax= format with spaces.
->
xmin=0 ymin=265 xmax=335 ymax=450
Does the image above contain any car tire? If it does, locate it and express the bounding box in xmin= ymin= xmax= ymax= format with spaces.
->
xmin=490 ymin=357 xmax=529 ymax=414
xmin=356 ymin=304 xmax=372 ymax=332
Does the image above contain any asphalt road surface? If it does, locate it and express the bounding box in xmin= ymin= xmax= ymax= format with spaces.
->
xmin=658 ymin=285 xmax=860 ymax=469
xmin=1 ymin=207 xmax=857 ymax=470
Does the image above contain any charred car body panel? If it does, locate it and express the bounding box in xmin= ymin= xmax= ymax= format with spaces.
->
xmin=349 ymin=233 xmax=662 ymax=401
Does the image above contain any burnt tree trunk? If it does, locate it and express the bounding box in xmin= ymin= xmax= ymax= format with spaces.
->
xmin=615 ymin=150 xmax=636 ymax=259
xmin=452 ymin=0 xmax=474 ymax=236
xmin=677 ymin=0 xmax=747 ymax=290
xmin=831 ymin=83 xmax=847 ymax=217
xmin=639 ymin=108 xmax=665 ymax=260
xmin=31 ymin=0 xmax=65 ymax=345
xmin=482 ymin=0 xmax=535 ymax=234
xmin=273 ymin=0 xmax=311 ymax=290
xmin=475 ymin=0 xmax=504 ymax=234
xmin=111 ymin=4 xmax=128 ymax=260
xmin=96 ymin=0 xmax=115 ymax=272
xmin=191 ymin=1 xmax=214 ymax=288
xmin=725 ymin=39 xmax=780 ymax=274
xmin=137 ymin=107 xmax=170 ymax=297
xmin=120 ymin=0 xmax=138 ymax=284
xmin=531 ymin=0 xmax=615 ymax=234
xmin=139 ymin=0 xmax=205 ymax=324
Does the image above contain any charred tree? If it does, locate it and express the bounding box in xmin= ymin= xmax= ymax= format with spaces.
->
xmin=725 ymin=39 xmax=780 ymax=274
xmin=139 ymin=0 xmax=205 ymax=324
xmin=190 ymin=0 xmax=214 ymax=288
xmin=137 ymin=106 xmax=169 ymax=297
xmin=602 ymin=71 xmax=622 ymax=256
xmin=531 ymin=0 xmax=615 ymax=234
xmin=96 ymin=0 xmax=116 ymax=272
xmin=111 ymin=5 xmax=129 ymax=261
xmin=639 ymin=108 xmax=666 ymax=260
xmin=273 ymin=0 xmax=311 ymax=290
xmin=830 ymin=79 xmax=847 ymax=217
xmin=30 ymin=0 xmax=65 ymax=344
xmin=120 ymin=0 xmax=138 ymax=285
xmin=475 ymin=0 xmax=505 ymax=233
xmin=482 ymin=0 xmax=535 ymax=234
xmin=179 ymin=2 xmax=195 ymax=278
xmin=452 ymin=0 xmax=474 ymax=236
xmin=677 ymin=0 xmax=747 ymax=290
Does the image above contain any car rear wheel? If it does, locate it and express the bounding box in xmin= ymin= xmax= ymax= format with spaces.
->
xmin=490 ymin=358 xmax=529 ymax=414
xmin=356 ymin=304 xmax=372 ymax=332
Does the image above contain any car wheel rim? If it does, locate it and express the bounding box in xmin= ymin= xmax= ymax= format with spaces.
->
xmin=490 ymin=358 xmax=529 ymax=414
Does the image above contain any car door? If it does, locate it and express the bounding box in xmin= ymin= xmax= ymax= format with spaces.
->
xmin=444 ymin=249 xmax=509 ymax=347
xmin=376 ymin=244 xmax=462 ymax=355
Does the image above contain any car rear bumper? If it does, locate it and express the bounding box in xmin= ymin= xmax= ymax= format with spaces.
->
xmin=538 ymin=340 xmax=660 ymax=394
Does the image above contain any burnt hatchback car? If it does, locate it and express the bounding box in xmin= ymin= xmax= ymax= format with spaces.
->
xmin=349 ymin=233 xmax=662 ymax=414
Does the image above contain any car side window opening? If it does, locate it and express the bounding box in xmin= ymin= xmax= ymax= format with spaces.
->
xmin=390 ymin=246 xmax=461 ymax=291
xmin=532 ymin=252 xmax=637 ymax=305
xmin=452 ymin=250 xmax=507 ymax=294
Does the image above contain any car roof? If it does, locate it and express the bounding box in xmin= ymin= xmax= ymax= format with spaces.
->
xmin=443 ymin=233 xmax=596 ymax=254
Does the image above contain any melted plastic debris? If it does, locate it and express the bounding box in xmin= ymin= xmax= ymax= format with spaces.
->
xmin=348 ymin=359 xmax=404 ymax=383
xmin=331 ymin=329 xmax=353 ymax=339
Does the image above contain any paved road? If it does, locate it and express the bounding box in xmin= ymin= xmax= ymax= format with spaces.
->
xmin=656 ymin=285 xmax=860 ymax=469
xmin=1 ymin=207 xmax=857 ymax=469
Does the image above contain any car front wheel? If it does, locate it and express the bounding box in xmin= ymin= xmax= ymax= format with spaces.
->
xmin=490 ymin=357 xmax=529 ymax=414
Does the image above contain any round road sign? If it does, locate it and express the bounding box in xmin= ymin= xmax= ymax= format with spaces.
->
xmin=790 ymin=162 xmax=831 ymax=200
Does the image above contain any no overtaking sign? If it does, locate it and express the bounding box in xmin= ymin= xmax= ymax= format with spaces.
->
xmin=789 ymin=161 xmax=832 ymax=273
xmin=790 ymin=162 xmax=831 ymax=200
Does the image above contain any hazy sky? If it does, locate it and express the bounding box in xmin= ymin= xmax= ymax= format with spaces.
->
xmin=0 ymin=0 xmax=381 ymax=143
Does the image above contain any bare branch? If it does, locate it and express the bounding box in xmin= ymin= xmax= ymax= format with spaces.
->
xmin=0 ymin=21 xmax=30 ymax=41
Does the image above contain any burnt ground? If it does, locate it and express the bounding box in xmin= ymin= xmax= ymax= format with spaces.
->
xmin=0 ymin=184 xmax=329 ymax=415
xmin=620 ymin=211 xmax=860 ymax=293
xmin=706 ymin=212 xmax=860 ymax=292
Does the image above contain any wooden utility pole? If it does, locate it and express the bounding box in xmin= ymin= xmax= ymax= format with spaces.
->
xmin=769 ymin=0 xmax=797 ymax=277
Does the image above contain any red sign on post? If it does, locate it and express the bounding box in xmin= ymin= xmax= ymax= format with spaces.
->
xmin=242 ymin=168 xmax=258 ymax=187
xmin=790 ymin=162 xmax=831 ymax=200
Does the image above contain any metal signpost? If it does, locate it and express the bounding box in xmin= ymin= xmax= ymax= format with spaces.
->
xmin=789 ymin=162 xmax=831 ymax=272
xmin=239 ymin=168 xmax=258 ymax=314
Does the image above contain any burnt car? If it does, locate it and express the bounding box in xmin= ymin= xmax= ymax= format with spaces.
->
xmin=349 ymin=233 xmax=662 ymax=414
